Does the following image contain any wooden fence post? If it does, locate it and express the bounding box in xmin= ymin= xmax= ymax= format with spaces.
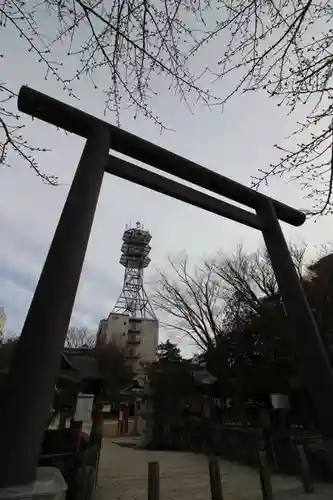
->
xmin=58 ymin=412 xmax=67 ymax=429
xmin=89 ymin=408 xmax=104 ymax=499
xmin=258 ymin=450 xmax=273 ymax=500
xmin=148 ymin=461 xmax=160 ymax=500
xmin=208 ymin=457 xmax=224 ymax=500
xmin=296 ymin=445 xmax=314 ymax=493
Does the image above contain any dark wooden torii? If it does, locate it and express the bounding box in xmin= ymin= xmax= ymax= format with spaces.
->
xmin=0 ymin=86 xmax=332 ymax=487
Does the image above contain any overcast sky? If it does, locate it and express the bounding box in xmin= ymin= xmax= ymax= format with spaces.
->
xmin=1 ymin=13 xmax=332 ymax=352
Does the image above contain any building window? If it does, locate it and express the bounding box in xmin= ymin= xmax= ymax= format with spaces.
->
xmin=124 ymin=321 xmax=127 ymax=325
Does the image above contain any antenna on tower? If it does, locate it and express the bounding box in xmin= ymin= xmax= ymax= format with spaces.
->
xmin=113 ymin=223 xmax=156 ymax=319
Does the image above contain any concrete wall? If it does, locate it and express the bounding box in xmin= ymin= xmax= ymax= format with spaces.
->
xmin=96 ymin=318 xmax=108 ymax=345
xmin=105 ymin=313 xmax=129 ymax=350
xmin=97 ymin=313 xmax=158 ymax=373
xmin=138 ymin=319 xmax=158 ymax=363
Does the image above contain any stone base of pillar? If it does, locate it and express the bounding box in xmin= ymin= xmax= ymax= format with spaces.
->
xmin=0 ymin=468 xmax=67 ymax=500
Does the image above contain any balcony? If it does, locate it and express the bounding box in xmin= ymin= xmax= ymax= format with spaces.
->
xmin=126 ymin=352 xmax=140 ymax=360
xmin=127 ymin=336 xmax=140 ymax=345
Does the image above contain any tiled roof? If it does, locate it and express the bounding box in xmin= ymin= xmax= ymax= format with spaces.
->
xmin=62 ymin=350 xmax=103 ymax=380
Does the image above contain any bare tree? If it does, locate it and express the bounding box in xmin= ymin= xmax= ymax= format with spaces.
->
xmin=213 ymin=242 xmax=307 ymax=327
xmin=65 ymin=326 xmax=96 ymax=348
xmin=152 ymin=242 xmax=308 ymax=350
xmin=152 ymin=256 xmax=225 ymax=350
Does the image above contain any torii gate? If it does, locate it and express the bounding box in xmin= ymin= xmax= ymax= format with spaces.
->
xmin=1 ymin=86 xmax=333 ymax=487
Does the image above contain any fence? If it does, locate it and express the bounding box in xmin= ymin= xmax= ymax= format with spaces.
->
xmin=149 ymin=419 xmax=333 ymax=481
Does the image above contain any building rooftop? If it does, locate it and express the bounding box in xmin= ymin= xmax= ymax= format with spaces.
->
xmin=62 ymin=348 xmax=103 ymax=381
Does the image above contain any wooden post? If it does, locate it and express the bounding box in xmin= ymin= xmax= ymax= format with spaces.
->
xmin=296 ymin=445 xmax=314 ymax=493
xmin=89 ymin=407 xmax=104 ymax=499
xmin=258 ymin=450 xmax=273 ymax=500
xmin=133 ymin=402 xmax=138 ymax=436
xmin=0 ymin=125 xmax=110 ymax=487
xmin=58 ymin=413 xmax=67 ymax=429
xmin=90 ymin=410 xmax=104 ymax=447
xmin=148 ymin=462 xmax=160 ymax=500
xmin=208 ymin=457 xmax=223 ymax=500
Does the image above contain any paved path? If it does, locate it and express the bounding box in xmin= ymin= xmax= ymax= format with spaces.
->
xmin=96 ymin=437 xmax=333 ymax=500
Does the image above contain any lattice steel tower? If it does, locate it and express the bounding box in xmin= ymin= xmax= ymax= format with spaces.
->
xmin=113 ymin=222 xmax=156 ymax=319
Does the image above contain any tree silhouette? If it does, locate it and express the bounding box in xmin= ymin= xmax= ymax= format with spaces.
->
xmin=152 ymin=256 xmax=225 ymax=350
xmin=95 ymin=341 xmax=133 ymax=400
xmin=157 ymin=339 xmax=183 ymax=362
xmin=65 ymin=326 xmax=96 ymax=348
xmin=152 ymin=244 xmax=307 ymax=350
xmin=152 ymin=242 xmax=319 ymax=398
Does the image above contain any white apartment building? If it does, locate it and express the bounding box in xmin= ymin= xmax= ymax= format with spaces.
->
xmin=97 ymin=312 xmax=158 ymax=373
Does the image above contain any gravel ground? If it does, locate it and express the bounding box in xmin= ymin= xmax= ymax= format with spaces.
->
xmin=95 ymin=437 xmax=333 ymax=500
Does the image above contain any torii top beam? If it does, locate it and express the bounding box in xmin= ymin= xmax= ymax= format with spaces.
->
xmin=18 ymin=86 xmax=305 ymax=228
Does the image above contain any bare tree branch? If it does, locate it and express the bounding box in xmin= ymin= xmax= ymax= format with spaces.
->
xmin=1 ymin=0 xmax=222 ymax=182
xmin=151 ymin=242 xmax=308 ymax=351
xmin=65 ymin=326 xmax=96 ymax=348
xmin=207 ymin=0 xmax=333 ymax=214
xmin=2 ymin=0 xmax=333 ymax=217
xmin=151 ymin=255 xmax=225 ymax=350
